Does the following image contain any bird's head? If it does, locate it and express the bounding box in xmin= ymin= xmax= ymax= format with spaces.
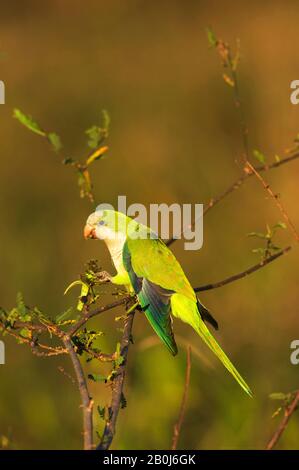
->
xmin=84 ymin=209 xmax=133 ymax=242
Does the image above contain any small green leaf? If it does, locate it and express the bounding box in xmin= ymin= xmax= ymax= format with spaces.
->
xmin=247 ymin=231 xmax=267 ymax=239
xmin=64 ymin=280 xmax=85 ymax=295
xmin=273 ymin=222 xmax=287 ymax=231
xmin=206 ymin=27 xmax=217 ymax=47
xmin=114 ymin=342 xmax=124 ymax=367
xmin=19 ymin=327 xmax=32 ymax=339
xmin=251 ymin=247 xmax=267 ymax=255
xmin=85 ymin=126 xmax=101 ymax=149
xmin=253 ymin=149 xmax=266 ymax=164
xmin=269 ymin=392 xmax=288 ymax=401
xmin=64 ymin=280 xmax=90 ymax=311
xmin=102 ymin=109 xmax=110 ymax=132
xmin=48 ymin=132 xmax=62 ymax=152
xmin=0 ymin=307 xmax=7 ymax=322
xmin=85 ymin=110 xmax=110 ymax=149
xmin=13 ymin=109 xmax=46 ymax=136
xmin=16 ymin=292 xmax=27 ymax=317
xmin=88 ymin=373 xmax=106 ymax=382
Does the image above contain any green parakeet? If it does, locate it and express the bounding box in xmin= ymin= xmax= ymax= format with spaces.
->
xmin=84 ymin=209 xmax=252 ymax=396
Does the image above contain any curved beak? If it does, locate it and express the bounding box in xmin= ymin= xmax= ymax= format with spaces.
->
xmin=84 ymin=224 xmax=96 ymax=239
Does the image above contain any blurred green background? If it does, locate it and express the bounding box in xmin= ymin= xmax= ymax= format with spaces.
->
xmin=1 ymin=0 xmax=299 ymax=450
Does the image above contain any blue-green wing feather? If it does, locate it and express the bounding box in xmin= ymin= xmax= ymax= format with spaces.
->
xmin=123 ymin=241 xmax=177 ymax=355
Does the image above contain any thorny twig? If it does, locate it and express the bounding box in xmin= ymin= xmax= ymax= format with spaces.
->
xmin=68 ymin=296 xmax=129 ymax=337
xmin=97 ymin=311 xmax=135 ymax=450
xmin=266 ymin=390 xmax=299 ymax=450
xmin=203 ymin=151 xmax=299 ymax=218
xmin=245 ymin=161 xmax=299 ymax=244
xmin=171 ymin=347 xmax=192 ymax=450
xmin=63 ymin=334 xmax=94 ymax=450
xmin=194 ymin=246 xmax=291 ymax=292
xmin=167 ymin=152 xmax=299 ymax=248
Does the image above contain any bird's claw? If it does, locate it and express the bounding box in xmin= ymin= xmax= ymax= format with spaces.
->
xmin=95 ymin=271 xmax=112 ymax=283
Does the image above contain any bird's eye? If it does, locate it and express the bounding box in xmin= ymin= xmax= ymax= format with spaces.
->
xmin=99 ymin=220 xmax=105 ymax=225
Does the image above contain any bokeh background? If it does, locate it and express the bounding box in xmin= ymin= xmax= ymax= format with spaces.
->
xmin=1 ymin=0 xmax=299 ymax=450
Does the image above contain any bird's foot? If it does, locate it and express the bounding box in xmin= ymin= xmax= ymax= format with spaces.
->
xmin=95 ymin=271 xmax=112 ymax=283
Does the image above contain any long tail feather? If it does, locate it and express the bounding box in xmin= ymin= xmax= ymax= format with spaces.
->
xmin=171 ymin=294 xmax=252 ymax=396
xmin=193 ymin=319 xmax=252 ymax=396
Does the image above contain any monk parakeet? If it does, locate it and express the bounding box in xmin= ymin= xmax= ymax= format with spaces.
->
xmin=84 ymin=209 xmax=252 ymax=396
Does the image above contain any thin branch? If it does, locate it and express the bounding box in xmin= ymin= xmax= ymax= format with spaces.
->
xmin=246 ymin=161 xmax=299 ymax=244
xmin=97 ymin=311 xmax=135 ymax=450
xmin=204 ymin=152 xmax=299 ymax=217
xmin=194 ymin=246 xmax=291 ymax=292
xmin=167 ymin=152 xmax=299 ymax=247
xmin=0 ymin=320 xmax=66 ymax=355
xmin=62 ymin=334 xmax=94 ymax=450
xmin=202 ymin=152 xmax=299 ymax=231
xmin=171 ymin=346 xmax=192 ymax=450
xmin=30 ymin=344 xmax=67 ymax=356
xmin=266 ymin=389 xmax=299 ymax=450
xmin=225 ymin=39 xmax=249 ymax=161
xmin=9 ymin=323 xmax=46 ymax=333
xmin=85 ymin=347 xmax=116 ymax=363
xmin=68 ymin=297 xmax=129 ymax=337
